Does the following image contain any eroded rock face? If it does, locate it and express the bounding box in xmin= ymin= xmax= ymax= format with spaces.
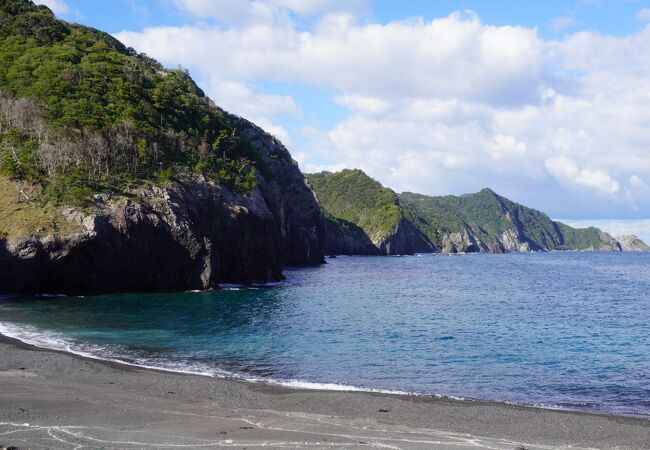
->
xmin=323 ymin=218 xmax=433 ymax=256
xmin=0 ymin=119 xmax=325 ymax=294
xmin=441 ymin=229 xmax=486 ymax=253
xmin=235 ymin=117 xmax=324 ymax=265
xmin=616 ymin=234 xmax=650 ymax=252
xmin=375 ymin=219 xmax=434 ymax=255
xmin=0 ymin=181 xmax=284 ymax=294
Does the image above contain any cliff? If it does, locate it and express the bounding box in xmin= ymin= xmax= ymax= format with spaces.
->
xmin=309 ymin=169 xmax=622 ymax=255
xmin=401 ymin=189 xmax=622 ymax=253
xmin=0 ymin=0 xmax=323 ymax=294
xmin=306 ymin=170 xmax=432 ymax=255
xmin=616 ymin=234 xmax=650 ymax=252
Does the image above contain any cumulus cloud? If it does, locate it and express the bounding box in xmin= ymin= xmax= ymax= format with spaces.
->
xmin=117 ymin=12 xmax=545 ymax=106
xmin=544 ymin=156 xmax=620 ymax=195
xmin=207 ymin=78 xmax=300 ymax=144
xmin=115 ymin=8 xmax=650 ymax=219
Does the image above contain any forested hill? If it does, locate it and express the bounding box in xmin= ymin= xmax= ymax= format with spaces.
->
xmin=0 ymin=0 xmax=324 ymax=294
xmin=399 ymin=189 xmax=621 ymax=253
xmin=305 ymin=170 xmax=432 ymax=255
xmin=307 ymin=169 xmax=625 ymax=255
xmin=0 ymin=0 xmax=283 ymax=201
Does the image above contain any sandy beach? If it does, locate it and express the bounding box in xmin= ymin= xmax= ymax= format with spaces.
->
xmin=0 ymin=335 xmax=647 ymax=449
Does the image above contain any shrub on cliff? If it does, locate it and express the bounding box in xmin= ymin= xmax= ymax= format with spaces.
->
xmin=0 ymin=0 xmax=266 ymax=202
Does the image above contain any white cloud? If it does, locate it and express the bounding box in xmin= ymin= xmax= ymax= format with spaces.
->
xmin=636 ymin=8 xmax=650 ymax=22
xmin=170 ymin=0 xmax=368 ymax=25
xmin=334 ymin=95 xmax=391 ymax=115
xmin=116 ymin=12 xmax=544 ymax=106
xmin=207 ymin=79 xmax=299 ymax=144
xmin=209 ymin=79 xmax=301 ymax=119
xmin=487 ymin=134 xmax=527 ymax=160
xmin=550 ymin=16 xmax=577 ymax=32
xmin=115 ymin=10 xmax=650 ymax=219
xmin=545 ymin=156 xmax=620 ymax=195
xmin=34 ymin=0 xmax=70 ymax=16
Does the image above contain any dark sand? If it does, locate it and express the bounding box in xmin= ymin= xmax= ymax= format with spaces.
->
xmin=0 ymin=335 xmax=648 ymax=449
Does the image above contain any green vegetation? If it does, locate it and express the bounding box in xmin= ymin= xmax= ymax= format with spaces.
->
xmin=0 ymin=175 xmax=81 ymax=239
xmin=309 ymin=168 xmax=618 ymax=253
xmin=399 ymin=189 xmax=563 ymax=249
xmin=0 ymin=0 xmax=271 ymax=207
xmin=321 ymin=210 xmax=371 ymax=242
xmin=306 ymin=169 xmax=403 ymax=242
xmin=400 ymin=189 xmax=612 ymax=250
xmin=555 ymin=222 xmax=612 ymax=250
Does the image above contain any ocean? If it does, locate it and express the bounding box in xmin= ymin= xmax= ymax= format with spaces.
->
xmin=1 ymin=252 xmax=648 ymax=417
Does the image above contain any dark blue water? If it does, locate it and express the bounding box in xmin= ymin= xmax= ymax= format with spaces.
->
xmin=1 ymin=253 xmax=649 ymax=417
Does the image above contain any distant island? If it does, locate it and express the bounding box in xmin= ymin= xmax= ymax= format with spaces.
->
xmin=307 ymin=169 xmax=645 ymax=255
xmin=0 ymin=1 xmax=646 ymax=295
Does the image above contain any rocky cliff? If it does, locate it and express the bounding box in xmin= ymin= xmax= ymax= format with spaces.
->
xmin=401 ymin=189 xmax=621 ymax=253
xmin=306 ymin=170 xmax=432 ymax=255
xmin=616 ymin=234 xmax=650 ymax=252
xmin=0 ymin=120 xmax=324 ymax=294
xmin=309 ymin=169 xmax=623 ymax=255
xmin=0 ymin=0 xmax=324 ymax=294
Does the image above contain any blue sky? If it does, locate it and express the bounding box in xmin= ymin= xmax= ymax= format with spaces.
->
xmin=50 ymin=0 xmax=650 ymax=37
xmin=40 ymin=0 xmax=650 ymax=241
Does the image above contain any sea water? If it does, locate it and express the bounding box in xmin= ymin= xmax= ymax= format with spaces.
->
xmin=0 ymin=252 xmax=649 ymax=417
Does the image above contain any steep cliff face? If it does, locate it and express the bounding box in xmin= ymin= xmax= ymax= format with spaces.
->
xmin=376 ymin=219 xmax=433 ymax=255
xmin=235 ymin=118 xmax=324 ymax=265
xmin=305 ymin=170 xmax=432 ymax=255
xmin=0 ymin=1 xmax=324 ymax=294
xmin=401 ymin=188 xmax=622 ymax=253
xmin=322 ymin=214 xmax=380 ymax=255
xmin=0 ymin=154 xmax=325 ymax=294
xmin=617 ymin=234 xmax=650 ymax=252
xmin=0 ymin=181 xmax=276 ymax=293
xmin=308 ymin=169 xmax=623 ymax=255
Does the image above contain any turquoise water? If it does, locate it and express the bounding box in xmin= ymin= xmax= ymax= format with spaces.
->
xmin=1 ymin=252 xmax=649 ymax=417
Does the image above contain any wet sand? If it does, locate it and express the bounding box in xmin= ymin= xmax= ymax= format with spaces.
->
xmin=0 ymin=334 xmax=648 ymax=449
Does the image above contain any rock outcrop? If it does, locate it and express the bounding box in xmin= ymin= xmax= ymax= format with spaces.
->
xmin=306 ymin=170 xmax=433 ymax=255
xmin=616 ymin=234 xmax=650 ymax=252
xmin=0 ymin=0 xmax=324 ymax=294
xmin=308 ymin=169 xmax=623 ymax=255
xmin=0 ymin=120 xmax=325 ymax=294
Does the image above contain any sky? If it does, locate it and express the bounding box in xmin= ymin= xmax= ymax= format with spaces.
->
xmin=37 ymin=0 xmax=650 ymax=242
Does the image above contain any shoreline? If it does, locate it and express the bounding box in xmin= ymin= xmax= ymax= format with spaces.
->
xmin=1 ymin=332 xmax=649 ymax=448
xmin=2 ymin=323 xmax=647 ymax=421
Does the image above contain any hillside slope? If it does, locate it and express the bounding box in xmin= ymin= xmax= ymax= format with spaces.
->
xmin=306 ymin=170 xmax=432 ymax=255
xmin=400 ymin=189 xmax=621 ymax=253
xmin=309 ymin=169 xmax=622 ymax=254
xmin=0 ymin=0 xmax=324 ymax=293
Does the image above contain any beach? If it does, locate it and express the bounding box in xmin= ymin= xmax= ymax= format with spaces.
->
xmin=0 ymin=335 xmax=648 ymax=449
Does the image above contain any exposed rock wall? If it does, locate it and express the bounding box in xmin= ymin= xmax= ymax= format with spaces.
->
xmin=616 ymin=234 xmax=650 ymax=252
xmin=0 ymin=120 xmax=325 ymax=294
xmin=376 ymin=219 xmax=434 ymax=255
